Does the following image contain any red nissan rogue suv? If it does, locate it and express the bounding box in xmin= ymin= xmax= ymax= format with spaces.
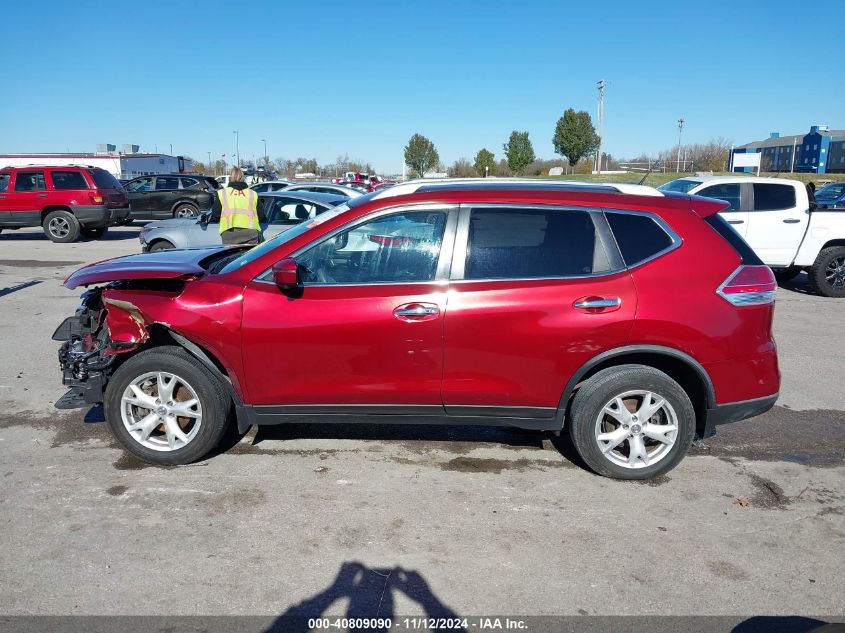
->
xmin=53 ymin=180 xmax=779 ymax=479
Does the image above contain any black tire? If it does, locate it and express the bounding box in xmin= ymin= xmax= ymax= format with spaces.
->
xmin=118 ymin=218 xmax=135 ymax=226
xmin=808 ymin=246 xmax=845 ymax=298
xmin=42 ymin=210 xmax=80 ymax=243
xmin=772 ymin=265 xmax=801 ymax=284
xmin=568 ymin=364 xmax=696 ymax=480
xmin=80 ymin=226 xmax=108 ymax=240
xmin=104 ymin=346 xmax=231 ymax=465
xmin=148 ymin=240 xmax=175 ymax=252
xmin=173 ymin=203 xmax=198 ymax=218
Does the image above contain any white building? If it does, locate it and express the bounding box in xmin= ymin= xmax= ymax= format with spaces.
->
xmin=0 ymin=149 xmax=194 ymax=180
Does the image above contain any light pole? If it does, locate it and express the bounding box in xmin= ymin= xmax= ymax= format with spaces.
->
xmin=261 ymin=138 xmax=267 ymax=165
xmin=233 ymin=131 xmax=240 ymax=167
xmin=595 ymin=79 xmax=605 ymax=173
xmin=676 ymin=118 xmax=685 ymax=172
xmin=207 ymin=151 xmax=211 ymax=171
xmin=169 ymin=143 xmax=173 ymax=156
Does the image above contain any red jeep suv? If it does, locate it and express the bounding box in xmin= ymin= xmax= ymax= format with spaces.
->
xmin=53 ymin=180 xmax=779 ymax=479
xmin=0 ymin=165 xmax=129 ymax=242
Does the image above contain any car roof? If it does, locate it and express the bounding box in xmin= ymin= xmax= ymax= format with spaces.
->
xmin=0 ymin=164 xmax=105 ymax=171
xmin=258 ymin=190 xmax=347 ymax=204
xmin=679 ymin=175 xmax=803 ymax=186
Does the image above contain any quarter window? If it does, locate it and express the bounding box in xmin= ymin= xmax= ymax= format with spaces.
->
xmin=299 ymin=210 xmax=448 ymax=284
xmin=697 ymin=183 xmax=741 ymax=211
xmin=606 ymin=213 xmax=674 ymax=266
xmin=51 ymin=171 xmax=89 ymax=190
xmin=13 ymin=171 xmax=46 ymax=192
xmin=753 ymin=184 xmax=796 ymax=211
xmin=464 ymin=208 xmax=606 ymax=280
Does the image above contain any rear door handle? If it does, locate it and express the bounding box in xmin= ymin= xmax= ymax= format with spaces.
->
xmin=574 ymin=297 xmax=622 ymax=311
xmin=37 ymin=193 xmax=48 ymax=198
xmin=393 ymin=303 xmax=440 ymax=321
xmin=727 ymin=220 xmax=744 ymax=225
xmin=782 ymin=219 xmax=801 ymax=224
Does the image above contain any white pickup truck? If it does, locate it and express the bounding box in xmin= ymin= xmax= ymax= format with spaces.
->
xmin=660 ymin=176 xmax=845 ymax=297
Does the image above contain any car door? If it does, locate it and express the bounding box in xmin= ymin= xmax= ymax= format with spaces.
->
xmin=441 ymin=205 xmax=637 ymax=418
xmin=743 ymin=182 xmax=807 ymax=266
xmin=240 ymin=205 xmax=457 ymax=407
xmin=0 ymin=171 xmax=13 ymax=223
xmin=150 ymin=176 xmax=181 ymax=218
xmin=125 ymin=177 xmax=153 ymax=217
xmin=5 ymin=170 xmax=47 ymax=225
xmin=695 ymin=182 xmax=749 ymax=236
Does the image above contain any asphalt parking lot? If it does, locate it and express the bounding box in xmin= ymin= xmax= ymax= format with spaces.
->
xmin=0 ymin=226 xmax=842 ymax=621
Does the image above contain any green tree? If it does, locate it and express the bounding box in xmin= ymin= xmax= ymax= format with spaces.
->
xmin=404 ymin=133 xmax=439 ymax=178
xmin=503 ymin=131 xmax=535 ymax=175
xmin=473 ymin=148 xmax=496 ymax=177
xmin=553 ymin=108 xmax=600 ymax=170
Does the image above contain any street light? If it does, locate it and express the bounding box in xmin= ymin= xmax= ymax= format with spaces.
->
xmin=261 ymin=138 xmax=267 ymax=165
xmin=676 ymin=118 xmax=685 ymax=172
xmin=233 ymin=131 xmax=240 ymax=167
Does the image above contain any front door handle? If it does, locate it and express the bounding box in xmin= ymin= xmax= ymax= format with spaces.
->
xmin=393 ymin=303 xmax=440 ymax=321
xmin=782 ymin=218 xmax=801 ymax=224
xmin=37 ymin=193 xmax=48 ymax=198
xmin=728 ymin=220 xmax=744 ymax=225
xmin=573 ymin=297 xmax=622 ymax=311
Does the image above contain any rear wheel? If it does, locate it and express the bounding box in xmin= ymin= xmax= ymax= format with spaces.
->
xmin=104 ymin=346 xmax=231 ymax=465
xmin=148 ymin=240 xmax=175 ymax=252
xmin=568 ymin=365 xmax=695 ymax=479
xmin=174 ymin=203 xmax=198 ymax=218
xmin=808 ymin=246 xmax=845 ymax=298
xmin=43 ymin=210 xmax=80 ymax=243
xmin=80 ymin=226 xmax=107 ymax=239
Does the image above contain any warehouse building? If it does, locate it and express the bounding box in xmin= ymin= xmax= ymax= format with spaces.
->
xmin=732 ymin=126 xmax=845 ymax=174
xmin=0 ymin=144 xmax=194 ymax=180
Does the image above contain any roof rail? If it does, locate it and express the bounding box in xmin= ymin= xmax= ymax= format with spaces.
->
xmin=371 ymin=177 xmax=664 ymax=200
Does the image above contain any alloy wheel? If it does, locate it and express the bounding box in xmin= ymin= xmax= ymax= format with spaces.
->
xmin=594 ymin=390 xmax=679 ymax=469
xmin=48 ymin=217 xmax=70 ymax=238
xmin=120 ymin=371 xmax=202 ymax=451
xmin=825 ymin=256 xmax=845 ymax=290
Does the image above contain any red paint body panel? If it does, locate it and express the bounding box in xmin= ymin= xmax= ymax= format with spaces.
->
xmin=240 ymin=281 xmax=447 ymax=405
xmin=442 ymin=273 xmax=637 ymax=407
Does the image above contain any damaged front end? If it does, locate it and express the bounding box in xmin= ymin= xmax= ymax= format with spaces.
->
xmin=53 ymin=288 xmax=118 ymax=409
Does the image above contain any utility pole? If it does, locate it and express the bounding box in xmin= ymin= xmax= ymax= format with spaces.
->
xmin=233 ymin=131 xmax=240 ymax=167
xmin=676 ymin=118 xmax=685 ymax=172
xmin=595 ymin=80 xmax=605 ymax=173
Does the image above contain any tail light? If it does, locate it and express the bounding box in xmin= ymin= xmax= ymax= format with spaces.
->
xmin=717 ymin=265 xmax=777 ymax=306
xmin=88 ymin=190 xmax=104 ymax=204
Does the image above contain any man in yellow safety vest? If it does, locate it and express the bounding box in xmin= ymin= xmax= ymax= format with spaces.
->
xmin=213 ymin=167 xmax=262 ymax=245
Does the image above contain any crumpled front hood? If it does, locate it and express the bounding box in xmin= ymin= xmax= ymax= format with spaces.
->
xmin=64 ymin=247 xmax=230 ymax=289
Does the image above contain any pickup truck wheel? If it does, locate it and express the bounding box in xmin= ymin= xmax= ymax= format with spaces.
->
xmin=43 ymin=210 xmax=80 ymax=243
xmin=809 ymin=246 xmax=845 ymax=298
xmin=148 ymin=240 xmax=175 ymax=252
xmin=772 ymin=265 xmax=801 ymax=284
xmin=174 ymin=203 xmax=198 ymax=218
xmin=568 ymin=365 xmax=695 ymax=480
xmin=80 ymin=226 xmax=107 ymax=239
xmin=104 ymin=346 xmax=231 ymax=465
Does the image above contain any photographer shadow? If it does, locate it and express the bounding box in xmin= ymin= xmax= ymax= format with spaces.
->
xmin=267 ymin=561 xmax=463 ymax=633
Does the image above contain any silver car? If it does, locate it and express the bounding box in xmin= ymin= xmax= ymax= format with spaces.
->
xmin=138 ymin=191 xmax=346 ymax=252
xmin=284 ymin=182 xmax=365 ymax=199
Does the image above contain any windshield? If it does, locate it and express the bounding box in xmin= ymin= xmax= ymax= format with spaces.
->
xmin=816 ymin=183 xmax=845 ymax=198
xmin=218 ymin=203 xmax=351 ymax=274
xmin=658 ymin=179 xmax=702 ymax=194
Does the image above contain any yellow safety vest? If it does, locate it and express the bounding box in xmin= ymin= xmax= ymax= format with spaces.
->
xmin=218 ymin=187 xmax=259 ymax=233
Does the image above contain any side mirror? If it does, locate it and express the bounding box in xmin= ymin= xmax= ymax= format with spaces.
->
xmin=199 ymin=210 xmax=211 ymax=225
xmin=272 ymin=257 xmax=300 ymax=291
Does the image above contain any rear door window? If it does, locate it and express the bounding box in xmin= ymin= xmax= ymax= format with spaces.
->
xmin=180 ymin=177 xmax=199 ymax=189
xmin=752 ymin=183 xmax=796 ymax=211
xmin=13 ymin=171 xmax=46 ymax=191
xmin=605 ymin=212 xmax=674 ymax=266
xmin=697 ymin=183 xmax=741 ymax=211
xmin=155 ymin=177 xmax=180 ymax=190
xmin=464 ymin=207 xmax=607 ymax=279
xmin=51 ymin=171 xmax=89 ymax=190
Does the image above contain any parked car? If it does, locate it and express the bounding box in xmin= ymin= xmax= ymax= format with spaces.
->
xmin=284 ymin=183 xmax=365 ymax=198
xmin=124 ymin=175 xmax=219 ymax=220
xmin=138 ymin=191 xmax=347 ymax=251
xmin=0 ymin=165 xmax=129 ymax=242
xmin=659 ymin=176 xmax=845 ymax=297
xmin=54 ymin=179 xmax=780 ymax=478
xmin=249 ymin=180 xmax=296 ymax=193
xmin=814 ymin=182 xmax=845 ymax=209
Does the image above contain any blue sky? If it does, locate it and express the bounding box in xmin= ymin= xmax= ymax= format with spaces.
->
xmin=1 ymin=0 xmax=842 ymax=174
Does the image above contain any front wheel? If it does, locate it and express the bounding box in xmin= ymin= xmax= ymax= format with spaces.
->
xmin=568 ymin=365 xmax=695 ymax=479
xmin=173 ymin=203 xmax=198 ymax=218
xmin=80 ymin=226 xmax=107 ymax=239
xmin=808 ymin=246 xmax=845 ymax=298
xmin=104 ymin=346 xmax=231 ymax=465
